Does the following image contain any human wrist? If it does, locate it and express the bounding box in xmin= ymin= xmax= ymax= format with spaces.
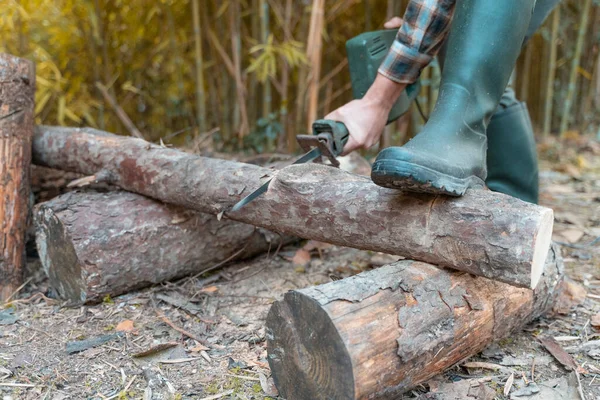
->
xmin=364 ymin=73 xmax=407 ymax=110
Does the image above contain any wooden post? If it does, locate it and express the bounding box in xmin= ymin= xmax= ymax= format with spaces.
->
xmin=0 ymin=54 xmax=35 ymax=301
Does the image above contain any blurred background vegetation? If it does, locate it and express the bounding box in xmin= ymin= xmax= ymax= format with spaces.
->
xmin=1 ymin=0 xmax=599 ymax=155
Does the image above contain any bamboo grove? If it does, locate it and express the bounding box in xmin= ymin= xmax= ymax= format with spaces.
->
xmin=1 ymin=0 xmax=599 ymax=154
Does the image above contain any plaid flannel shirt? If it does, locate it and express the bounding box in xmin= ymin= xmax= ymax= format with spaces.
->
xmin=379 ymin=0 xmax=456 ymax=84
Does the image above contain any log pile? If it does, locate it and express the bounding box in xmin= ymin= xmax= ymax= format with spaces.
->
xmin=0 ymin=53 xmax=563 ymax=398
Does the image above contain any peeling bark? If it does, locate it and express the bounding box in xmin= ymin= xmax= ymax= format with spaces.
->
xmin=266 ymin=245 xmax=564 ymax=400
xmin=34 ymin=190 xmax=290 ymax=303
xmin=0 ymin=54 xmax=35 ymax=300
xmin=33 ymin=126 xmax=554 ymax=289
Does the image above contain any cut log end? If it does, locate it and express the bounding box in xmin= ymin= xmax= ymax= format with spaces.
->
xmin=35 ymin=206 xmax=87 ymax=302
xmin=531 ymin=209 xmax=554 ymax=289
xmin=266 ymin=293 xmax=354 ymax=400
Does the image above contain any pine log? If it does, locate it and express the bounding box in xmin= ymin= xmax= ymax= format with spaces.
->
xmin=0 ymin=54 xmax=35 ymax=301
xmin=34 ymin=190 xmax=289 ymax=303
xmin=266 ymin=245 xmax=564 ymax=400
xmin=32 ymin=126 xmax=554 ymax=289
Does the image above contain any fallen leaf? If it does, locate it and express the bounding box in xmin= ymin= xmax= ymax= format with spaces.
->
xmin=302 ymin=240 xmax=332 ymax=252
xmin=539 ymin=336 xmax=584 ymax=373
xmin=592 ymin=312 xmax=600 ymax=327
xmin=292 ymin=248 xmax=311 ymax=267
xmin=190 ymin=344 xmax=210 ymax=352
xmin=200 ymin=286 xmax=219 ymax=293
xmin=552 ymin=279 xmax=587 ymax=315
xmin=259 ymin=372 xmax=279 ymax=397
xmin=554 ymin=228 xmax=585 ymax=244
xmin=116 ymin=320 xmax=135 ymax=333
xmin=504 ymin=372 xmax=514 ymax=396
xmin=132 ymin=342 xmax=179 ymax=358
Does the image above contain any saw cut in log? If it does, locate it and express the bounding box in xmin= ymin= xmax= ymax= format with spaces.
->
xmin=266 ymin=245 xmax=564 ymax=400
xmin=34 ymin=190 xmax=289 ymax=303
xmin=33 ymin=126 xmax=553 ymax=289
xmin=0 ymin=54 xmax=35 ymax=301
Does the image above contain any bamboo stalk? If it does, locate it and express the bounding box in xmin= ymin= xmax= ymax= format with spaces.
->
xmin=543 ymin=6 xmax=560 ymax=137
xmin=260 ymin=0 xmax=272 ymax=119
xmin=95 ymin=83 xmax=144 ymax=139
xmin=520 ymin=42 xmax=533 ymax=103
xmin=560 ymin=0 xmax=592 ymax=136
xmin=306 ymin=0 xmax=325 ymax=131
xmin=192 ymin=0 xmax=207 ymax=133
xmin=293 ymin=5 xmax=311 ymax=152
xmin=278 ymin=0 xmax=293 ymax=151
xmin=229 ymin=0 xmax=250 ymax=144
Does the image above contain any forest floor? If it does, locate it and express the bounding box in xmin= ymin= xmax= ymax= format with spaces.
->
xmin=1 ymin=135 xmax=600 ymax=400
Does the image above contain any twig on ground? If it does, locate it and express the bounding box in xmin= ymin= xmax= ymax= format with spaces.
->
xmin=155 ymin=310 xmax=210 ymax=347
xmin=0 ymin=382 xmax=37 ymax=387
xmin=158 ymin=357 xmax=202 ymax=364
xmin=2 ymin=277 xmax=32 ymax=304
xmin=198 ymin=390 xmax=234 ymax=400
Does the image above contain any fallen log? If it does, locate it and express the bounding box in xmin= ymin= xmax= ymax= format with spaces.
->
xmin=34 ymin=190 xmax=289 ymax=303
xmin=32 ymin=126 xmax=554 ymax=289
xmin=0 ymin=54 xmax=35 ymax=301
xmin=266 ymin=245 xmax=564 ymax=400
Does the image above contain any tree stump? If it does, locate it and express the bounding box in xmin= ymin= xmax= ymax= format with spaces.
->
xmin=0 ymin=54 xmax=35 ymax=301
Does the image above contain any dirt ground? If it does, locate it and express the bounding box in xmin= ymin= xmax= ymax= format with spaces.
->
xmin=1 ymin=136 xmax=600 ymax=400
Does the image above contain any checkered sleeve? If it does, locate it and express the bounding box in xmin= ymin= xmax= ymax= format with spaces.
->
xmin=378 ymin=0 xmax=456 ymax=84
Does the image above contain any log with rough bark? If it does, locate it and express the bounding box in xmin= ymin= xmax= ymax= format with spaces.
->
xmin=266 ymin=245 xmax=564 ymax=400
xmin=32 ymin=126 xmax=554 ymax=289
xmin=0 ymin=54 xmax=35 ymax=301
xmin=34 ymin=190 xmax=289 ymax=303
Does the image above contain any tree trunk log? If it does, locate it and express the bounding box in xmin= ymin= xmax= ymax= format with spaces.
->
xmin=0 ymin=54 xmax=35 ymax=301
xmin=32 ymin=126 xmax=554 ymax=289
xmin=266 ymin=245 xmax=564 ymax=400
xmin=34 ymin=190 xmax=290 ymax=303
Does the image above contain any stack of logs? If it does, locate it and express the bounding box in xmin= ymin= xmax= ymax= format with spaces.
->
xmin=1 ymin=54 xmax=563 ymax=399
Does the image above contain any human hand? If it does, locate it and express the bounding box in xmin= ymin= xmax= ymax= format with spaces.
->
xmin=384 ymin=16 xmax=403 ymax=29
xmin=325 ymin=98 xmax=390 ymax=155
xmin=325 ymin=74 xmax=407 ymax=155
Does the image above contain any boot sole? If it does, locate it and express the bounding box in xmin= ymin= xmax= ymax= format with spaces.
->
xmin=371 ymin=159 xmax=485 ymax=196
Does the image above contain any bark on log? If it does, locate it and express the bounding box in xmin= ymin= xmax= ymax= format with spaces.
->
xmin=266 ymin=245 xmax=564 ymax=400
xmin=34 ymin=190 xmax=289 ymax=303
xmin=32 ymin=126 xmax=554 ymax=289
xmin=0 ymin=54 xmax=35 ymax=301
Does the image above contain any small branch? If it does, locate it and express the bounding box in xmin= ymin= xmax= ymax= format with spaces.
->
xmin=155 ymin=310 xmax=210 ymax=347
xmin=96 ymin=82 xmax=144 ymax=139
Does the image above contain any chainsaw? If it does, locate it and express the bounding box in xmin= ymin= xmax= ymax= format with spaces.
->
xmin=230 ymin=30 xmax=420 ymax=212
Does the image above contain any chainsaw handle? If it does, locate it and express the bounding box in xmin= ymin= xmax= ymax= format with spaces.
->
xmin=311 ymin=119 xmax=350 ymax=157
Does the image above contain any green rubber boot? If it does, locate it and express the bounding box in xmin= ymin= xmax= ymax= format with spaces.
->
xmin=371 ymin=0 xmax=536 ymax=196
xmin=486 ymin=92 xmax=539 ymax=204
